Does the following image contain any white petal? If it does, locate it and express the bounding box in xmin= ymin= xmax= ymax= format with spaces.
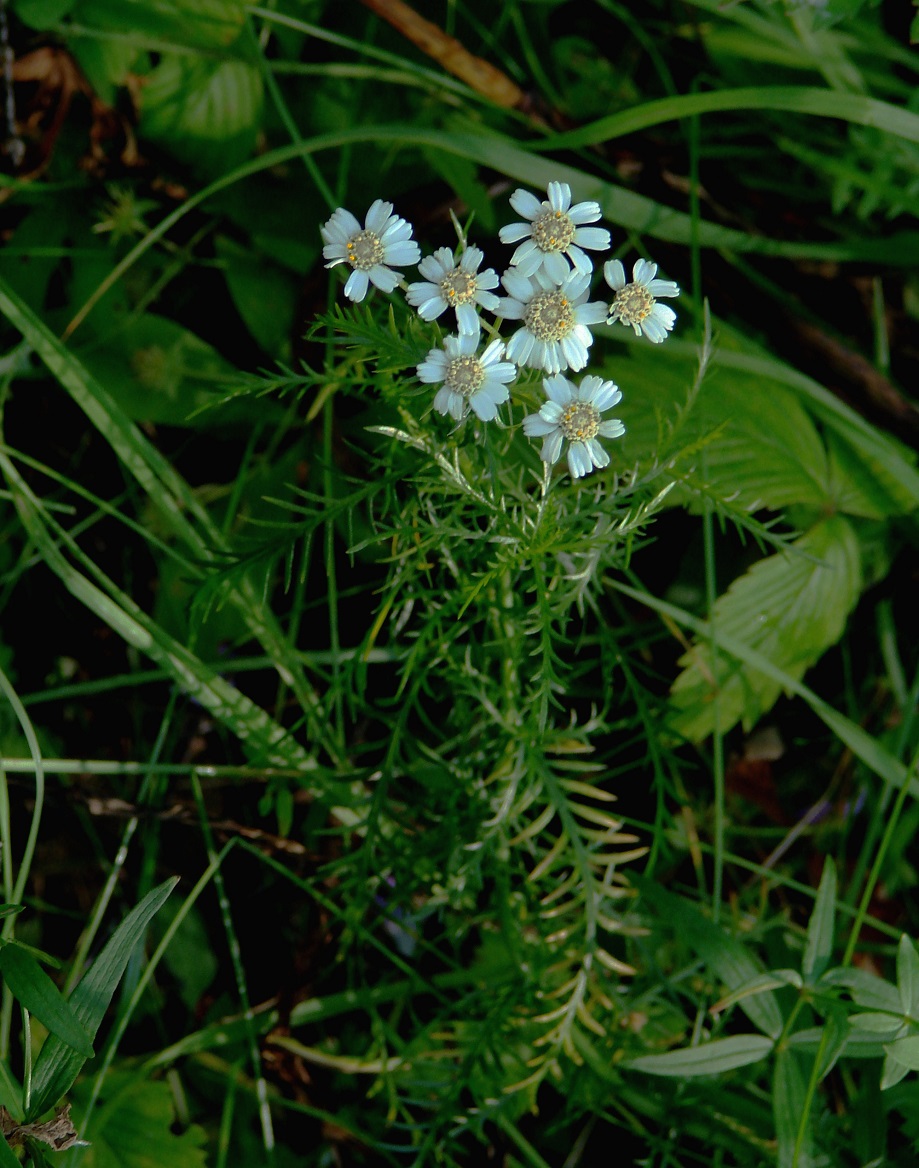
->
xmin=417 ymin=355 xmax=447 ymax=383
xmin=509 ymin=188 xmax=544 ymax=220
xmin=499 ymin=222 xmax=532 ymax=244
xmin=469 ymin=391 xmax=499 ymax=421
xmin=460 ymin=246 xmax=484 ymax=271
xmin=603 ymin=259 xmax=626 ymax=291
xmin=479 ymin=339 xmax=506 ymax=366
xmin=541 ymin=429 xmax=564 ymax=465
xmin=648 ymin=278 xmax=680 ymax=298
xmin=575 ymin=302 xmax=609 ymax=327
xmin=384 ymin=240 xmax=421 ymax=267
xmin=591 ymin=381 xmax=622 ymax=411
xmin=561 ymin=334 xmax=587 ymax=370
xmin=540 ymin=400 xmax=564 ymax=424
xmin=523 ymin=413 xmax=558 ymax=437
xmin=475 ymin=289 xmax=500 ymax=312
xmin=405 ymin=280 xmax=437 ymax=306
xmin=475 ymin=269 xmax=500 ymax=291
xmin=432 ymin=386 xmax=454 ymax=415
xmin=365 ymin=200 xmax=394 ymax=234
xmin=542 ymin=250 xmax=570 ymax=285
xmin=511 ymin=238 xmax=542 ymax=272
xmin=633 ymin=258 xmax=657 ymax=284
xmin=417 ymin=295 xmax=447 ymax=320
xmin=573 ymin=226 xmax=611 ymax=251
xmin=418 ymin=252 xmax=450 ymax=281
xmin=322 ymin=207 xmax=361 ymax=240
xmin=495 ymin=297 xmax=525 ymax=321
xmin=598 ymin=418 xmax=625 ymax=438
xmin=381 ymin=216 xmax=413 ymax=243
xmin=506 ymin=329 xmax=534 ymax=365
xmin=568 ymin=442 xmax=591 ymax=478
xmin=455 ymin=331 xmax=479 ymax=356
xmin=566 ymin=244 xmax=592 ymax=274
xmin=368 ymin=265 xmax=399 ymax=293
xmin=651 ymin=303 xmax=676 ymax=329
xmin=455 ymin=303 xmax=480 ymax=334
xmin=577 ymin=376 xmax=605 ymax=405
xmin=544 ymin=375 xmax=573 ymax=406
xmin=344 ymin=269 xmax=370 ymax=301
xmin=501 ymin=269 xmax=534 ymax=301
xmin=547 ymin=182 xmax=571 ymax=213
xmin=586 ymin=437 xmax=610 ymax=470
xmin=567 ymin=200 xmax=601 ymax=224
xmin=642 ymin=317 xmax=667 ymax=343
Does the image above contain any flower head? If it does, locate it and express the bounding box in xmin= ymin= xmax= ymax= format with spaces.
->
xmin=406 ymin=246 xmax=499 ymax=334
xmin=523 ymin=374 xmax=624 ymax=479
xmin=495 ymin=268 xmax=608 ymax=374
xmin=604 ymin=259 xmax=680 ymax=343
xmin=499 ymin=182 xmax=611 ymax=283
xmin=321 ymin=200 xmax=420 ymax=302
xmin=417 ymin=332 xmax=517 ymax=423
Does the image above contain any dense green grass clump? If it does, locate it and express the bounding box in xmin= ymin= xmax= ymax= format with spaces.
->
xmin=1 ymin=0 xmax=919 ymax=1164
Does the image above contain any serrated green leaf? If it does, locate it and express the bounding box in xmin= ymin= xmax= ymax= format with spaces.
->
xmin=628 ymin=1034 xmax=773 ymax=1077
xmin=897 ymin=934 xmax=919 ymax=1018
xmin=774 ymin=1048 xmax=815 ymax=1168
xmin=803 ymin=858 xmax=837 ymax=982
xmin=670 ymin=515 xmax=862 ymax=741
xmin=26 ymin=879 xmax=178 ymax=1120
xmin=73 ymin=0 xmax=246 ymax=51
xmin=139 ymin=55 xmax=263 ymax=174
xmin=0 ymin=945 xmax=93 ymax=1057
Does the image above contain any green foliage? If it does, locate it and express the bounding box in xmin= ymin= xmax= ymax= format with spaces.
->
xmin=2 ymin=0 xmax=919 ymax=1163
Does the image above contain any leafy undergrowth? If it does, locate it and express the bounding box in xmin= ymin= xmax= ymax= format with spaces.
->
xmin=1 ymin=0 xmax=919 ymax=1165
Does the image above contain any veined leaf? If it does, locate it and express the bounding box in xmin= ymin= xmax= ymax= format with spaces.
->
xmin=774 ymin=1048 xmax=815 ymax=1168
xmin=669 ymin=515 xmax=862 ymax=741
xmin=897 ymin=934 xmax=919 ymax=1019
xmin=0 ymin=944 xmax=93 ymax=1057
xmin=636 ymin=880 xmax=784 ymax=1038
xmin=26 ymin=879 xmax=178 ymax=1121
xmin=73 ymin=0 xmax=246 ymax=51
xmin=803 ymin=858 xmax=837 ymax=982
xmin=627 ymin=1034 xmax=773 ymax=1077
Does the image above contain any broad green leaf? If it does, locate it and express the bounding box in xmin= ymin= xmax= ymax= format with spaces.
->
xmin=214 ymin=236 xmax=298 ymax=358
xmin=612 ymin=344 xmax=833 ymax=513
xmin=821 ymin=967 xmax=903 ymax=1013
xmin=0 ymin=1128 xmax=20 ymax=1168
xmin=670 ymin=516 xmax=862 ymax=741
xmin=139 ymin=55 xmax=263 ymax=175
xmin=774 ymin=1048 xmax=814 ymax=1168
xmin=824 ymin=429 xmax=917 ymax=519
xmin=78 ymin=316 xmax=241 ymax=428
xmin=636 ymin=880 xmax=784 ymax=1038
xmin=897 ymin=935 xmax=919 ymax=1018
xmin=789 ymin=1024 xmax=901 ymax=1060
xmin=72 ymin=1071 xmax=207 ymax=1168
xmin=803 ymin=858 xmax=837 ymax=982
xmin=881 ymin=1051 xmax=911 ymax=1089
xmin=884 ymin=1034 xmax=919 ymax=1072
xmin=849 ymin=1013 xmax=905 ymax=1038
xmin=11 ymin=0 xmax=76 ymax=29
xmin=73 ymin=0 xmax=246 ymax=51
xmin=627 ymin=1034 xmax=773 ymax=1077
xmin=26 ymin=879 xmax=178 ymax=1120
xmin=0 ymin=944 xmax=93 ymax=1057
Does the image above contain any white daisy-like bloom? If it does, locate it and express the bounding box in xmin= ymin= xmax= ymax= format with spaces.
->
xmin=523 ymin=374 xmax=625 ymax=479
xmin=321 ymin=200 xmax=421 ymax=302
xmin=604 ymin=258 xmax=680 ymax=343
xmin=495 ymin=267 xmax=608 ymax=375
xmin=416 ymin=331 xmax=517 ymax=423
xmin=405 ymin=246 xmax=499 ymax=334
xmin=499 ymin=182 xmax=611 ymax=283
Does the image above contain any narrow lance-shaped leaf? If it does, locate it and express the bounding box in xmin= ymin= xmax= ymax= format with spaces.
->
xmin=803 ymin=857 xmax=837 ymax=982
xmin=627 ymin=1034 xmax=773 ymax=1077
xmin=0 ymin=945 xmax=93 ymax=1058
xmin=774 ymin=1047 xmax=815 ymax=1168
xmin=897 ymin=934 xmax=919 ymax=1019
xmin=26 ymin=878 xmax=178 ymax=1121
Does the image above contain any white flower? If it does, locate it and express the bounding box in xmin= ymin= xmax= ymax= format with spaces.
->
xmin=495 ymin=268 xmax=608 ymax=374
xmin=604 ymin=259 xmax=680 ymax=343
xmin=405 ymin=246 xmax=499 ymax=334
xmin=321 ymin=200 xmax=420 ymax=302
xmin=523 ymin=374 xmax=625 ymax=479
xmin=499 ymin=182 xmax=611 ymax=282
xmin=416 ymin=332 xmax=517 ymax=422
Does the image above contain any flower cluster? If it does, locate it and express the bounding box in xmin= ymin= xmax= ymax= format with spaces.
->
xmin=320 ymin=183 xmax=681 ymax=479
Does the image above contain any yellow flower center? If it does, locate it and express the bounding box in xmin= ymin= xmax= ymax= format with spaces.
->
xmin=559 ymin=401 xmax=600 ymax=442
xmin=445 ymin=356 xmax=485 ymax=397
xmin=525 ymin=291 xmax=574 ymax=342
xmin=346 ymin=229 xmax=385 ymax=270
xmin=531 ymin=209 xmax=576 ymax=254
xmin=439 ymin=269 xmax=477 ymax=304
xmin=611 ymin=283 xmax=654 ymax=325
